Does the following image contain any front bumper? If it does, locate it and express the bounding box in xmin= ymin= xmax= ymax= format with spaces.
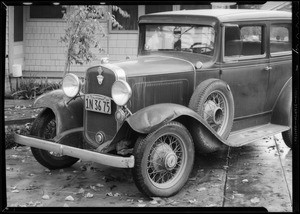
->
xmin=14 ymin=134 xmax=135 ymax=168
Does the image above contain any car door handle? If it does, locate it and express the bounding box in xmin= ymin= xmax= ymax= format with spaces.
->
xmin=264 ymin=66 xmax=272 ymax=71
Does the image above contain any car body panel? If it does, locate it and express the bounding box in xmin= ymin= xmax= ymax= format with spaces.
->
xmin=33 ymin=90 xmax=84 ymax=135
xmin=271 ymin=77 xmax=292 ymax=126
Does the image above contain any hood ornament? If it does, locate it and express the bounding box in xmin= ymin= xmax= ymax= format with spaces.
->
xmin=97 ymin=66 xmax=104 ymax=85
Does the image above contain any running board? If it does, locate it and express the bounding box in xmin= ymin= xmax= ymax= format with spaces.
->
xmin=227 ymin=123 xmax=290 ymax=147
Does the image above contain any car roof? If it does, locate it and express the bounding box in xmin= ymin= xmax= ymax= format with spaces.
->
xmin=141 ymin=9 xmax=291 ymax=22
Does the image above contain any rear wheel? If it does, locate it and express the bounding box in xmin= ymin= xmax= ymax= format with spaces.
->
xmin=132 ymin=121 xmax=195 ymax=197
xmin=189 ymin=79 xmax=234 ymax=153
xmin=30 ymin=109 xmax=79 ymax=169
xmin=282 ymin=107 xmax=292 ymax=148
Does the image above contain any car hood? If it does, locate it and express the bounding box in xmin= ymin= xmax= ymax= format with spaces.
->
xmin=113 ymin=55 xmax=195 ymax=77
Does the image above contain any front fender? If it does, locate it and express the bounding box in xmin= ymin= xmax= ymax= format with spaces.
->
xmin=34 ymin=89 xmax=84 ymax=135
xmin=111 ymin=103 xmax=228 ymax=147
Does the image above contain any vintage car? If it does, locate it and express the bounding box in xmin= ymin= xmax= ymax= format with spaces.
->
xmin=14 ymin=9 xmax=292 ymax=197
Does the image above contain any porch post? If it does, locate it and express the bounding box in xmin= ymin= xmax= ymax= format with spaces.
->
xmin=7 ymin=6 xmax=14 ymax=92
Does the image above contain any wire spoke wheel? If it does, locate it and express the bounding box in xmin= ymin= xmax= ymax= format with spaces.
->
xmin=203 ymin=90 xmax=229 ymax=135
xmin=30 ymin=109 xmax=79 ymax=169
xmin=188 ymin=79 xmax=234 ymax=153
xmin=133 ymin=121 xmax=194 ymax=197
xmin=42 ymin=118 xmax=62 ymax=157
xmin=147 ymin=133 xmax=185 ymax=188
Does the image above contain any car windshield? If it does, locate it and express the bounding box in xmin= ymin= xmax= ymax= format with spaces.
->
xmin=143 ymin=24 xmax=215 ymax=56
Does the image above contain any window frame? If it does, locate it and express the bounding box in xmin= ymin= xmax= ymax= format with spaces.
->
xmin=269 ymin=22 xmax=292 ymax=57
xmin=222 ymin=22 xmax=267 ymax=63
xmin=14 ymin=6 xmax=24 ymax=42
xmin=26 ymin=5 xmax=66 ymax=22
xmin=141 ymin=23 xmax=216 ymax=57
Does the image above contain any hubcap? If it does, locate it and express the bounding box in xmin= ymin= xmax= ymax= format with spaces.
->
xmin=204 ymin=100 xmax=223 ymax=125
xmin=151 ymin=143 xmax=177 ymax=171
xmin=203 ymin=91 xmax=228 ymax=134
xmin=165 ymin=153 xmax=178 ymax=170
xmin=147 ymin=134 xmax=186 ymax=188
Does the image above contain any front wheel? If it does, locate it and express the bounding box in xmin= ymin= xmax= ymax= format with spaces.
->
xmin=132 ymin=121 xmax=195 ymax=197
xmin=30 ymin=109 xmax=79 ymax=169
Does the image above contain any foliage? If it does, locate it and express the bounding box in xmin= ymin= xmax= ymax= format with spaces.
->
xmin=60 ymin=5 xmax=129 ymax=77
xmin=5 ymin=123 xmax=32 ymax=149
xmin=11 ymin=76 xmax=61 ymax=100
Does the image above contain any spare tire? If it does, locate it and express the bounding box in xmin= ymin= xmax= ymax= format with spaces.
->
xmin=189 ymin=79 xmax=234 ymax=153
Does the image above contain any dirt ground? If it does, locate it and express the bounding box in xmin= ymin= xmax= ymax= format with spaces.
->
xmin=4 ymin=134 xmax=292 ymax=211
xmin=4 ymin=102 xmax=41 ymax=126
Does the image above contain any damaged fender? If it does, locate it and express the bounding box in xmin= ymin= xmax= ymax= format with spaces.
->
xmin=111 ymin=103 xmax=229 ymax=149
xmin=34 ymin=89 xmax=84 ymax=135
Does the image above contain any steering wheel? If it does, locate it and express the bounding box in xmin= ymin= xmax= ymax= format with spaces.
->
xmin=190 ymin=42 xmax=203 ymax=49
xmin=190 ymin=43 xmax=213 ymax=54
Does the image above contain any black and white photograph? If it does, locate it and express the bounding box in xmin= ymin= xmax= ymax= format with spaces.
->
xmin=1 ymin=1 xmax=298 ymax=212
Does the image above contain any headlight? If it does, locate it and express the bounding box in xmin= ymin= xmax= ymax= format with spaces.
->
xmin=62 ymin=73 xmax=81 ymax=98
xmin=111 ymin=80 xmax=132 ymax=106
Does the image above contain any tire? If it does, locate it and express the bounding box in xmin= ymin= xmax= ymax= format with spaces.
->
xmin=189 ymin=79 xmax=234 ymax=153
xmin=30 ymin=109 xmax=79 ymax=169
xmin=282 ymin=107 xmax=292 ymax=148
xmin=132 ymin=121 xmax=195 ymax=197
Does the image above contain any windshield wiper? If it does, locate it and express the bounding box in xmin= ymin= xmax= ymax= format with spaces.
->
xmin=179 ymin=26 xmax=194 ymax=37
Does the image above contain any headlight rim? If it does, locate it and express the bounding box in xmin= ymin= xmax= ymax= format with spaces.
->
xmin=62 ymin=73 xmax=81 ymax=98
xmin=111 ymin=80 xmax=132 ymax=106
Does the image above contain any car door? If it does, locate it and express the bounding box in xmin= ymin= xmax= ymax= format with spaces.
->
xmin=220 ymin=23 xmax=270 ymax=130
xmin=264 ymin=21 xmax=292 ymax=111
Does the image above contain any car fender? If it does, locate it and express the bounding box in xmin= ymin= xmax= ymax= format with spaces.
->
xmin=271 ymin=77 xmax=292 ymax=126
xmin=111 ymin=103 xmax=228 ymax=148
xmin=34 ymin=89 xmax=84 ymax=135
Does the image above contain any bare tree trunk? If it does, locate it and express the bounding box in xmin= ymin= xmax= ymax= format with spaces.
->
xmin=62 ymin=46 xmax=71 ymax=78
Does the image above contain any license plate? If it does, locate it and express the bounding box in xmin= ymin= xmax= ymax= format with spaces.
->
xmin=85 ymin=94 xmax=111 ymax=114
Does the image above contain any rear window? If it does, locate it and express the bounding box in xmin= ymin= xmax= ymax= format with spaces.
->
xmin=270 ymin=24 xmax=292 ymax=55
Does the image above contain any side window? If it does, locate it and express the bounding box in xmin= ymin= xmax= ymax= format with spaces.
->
xmin=224 ymin=25 xmax=265 ymax=59
xmin=240 ymin=26 xmax=265 ymax=56
xmin=224 ymin=26 xmax=242 ymax=57
xmin=270 ymin=24 xmax=291 ymax=54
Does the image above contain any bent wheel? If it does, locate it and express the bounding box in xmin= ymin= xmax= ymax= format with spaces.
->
xmin=189 ymin=79 xmax=234 ymax=153
xmin=132 ymin=122 xmax=195 ymax=197
xmin=30 ymin=109 xmax=79 ymax=169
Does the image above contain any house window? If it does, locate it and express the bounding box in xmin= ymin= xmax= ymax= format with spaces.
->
xmin=145 ymin=5 xmax=172 ymax=14
xmin=111 ymin=5 xmax=174 ymax=33
xmin=30 ymin=6 xmax=65 ymax=19
xmin=14 ymin=6 xmax=23 ymax=42
xmin=112 ymin=5 xmax=138 ymax=31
